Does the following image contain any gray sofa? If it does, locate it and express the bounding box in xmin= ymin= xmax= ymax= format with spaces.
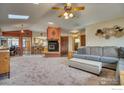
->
xmin=73 ymin=46 xmax=124 ymax=82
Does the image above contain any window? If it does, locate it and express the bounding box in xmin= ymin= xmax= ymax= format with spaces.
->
xmin=8 ymin=38 xmax=19 ymax=47
xmin=23 ymin=39 xmax=26 ymax=48
xmin=7 ymin=38 xmax=27 ymax=48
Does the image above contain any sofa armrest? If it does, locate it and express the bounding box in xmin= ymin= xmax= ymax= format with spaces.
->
xmin=116 ymin=58 xmax=124 ymax=85
xmin=119 ymin=58 xmax=124 ymax=65
xmin=120 ymin=71 xmax=124 ymax=85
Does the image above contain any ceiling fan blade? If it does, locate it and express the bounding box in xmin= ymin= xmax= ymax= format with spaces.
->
xmin=72 ymin=6 xmax=85 ymax=11
xmin=51 ymin=7 xmax=64 ymax=10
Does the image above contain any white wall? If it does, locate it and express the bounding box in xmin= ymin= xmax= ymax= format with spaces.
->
xmin=86 ymin=17 xmax=124 ymax=47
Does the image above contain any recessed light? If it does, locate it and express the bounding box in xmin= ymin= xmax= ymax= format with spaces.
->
xmin=8 ymin=14 xmax=29 ymax=20
xmin=48 ymin=22 xmax=54 ymax=25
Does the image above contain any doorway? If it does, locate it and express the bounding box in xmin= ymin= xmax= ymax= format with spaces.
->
xmin=61 ymin=36 xmax=68 ymax=56
xmin=80 ymin=35 xmax=86 ymax=46
xmin=23 ymin=37 xmax=31 ymax=55
xmin=73 ymin=35 xmax=86 ymax=51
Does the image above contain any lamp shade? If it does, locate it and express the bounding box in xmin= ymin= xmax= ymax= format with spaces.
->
xmin=75 ymin=38 xmax=80 ymax=43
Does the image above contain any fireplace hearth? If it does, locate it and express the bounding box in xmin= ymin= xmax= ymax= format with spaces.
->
xmin=48 ymin=41 xmax=59 ymax=52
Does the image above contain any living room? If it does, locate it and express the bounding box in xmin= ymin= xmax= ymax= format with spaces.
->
xmin=0 ymin=3 xmax=124 ymax=87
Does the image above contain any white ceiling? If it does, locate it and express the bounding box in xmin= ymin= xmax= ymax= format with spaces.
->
xmin=0 ymin=3 xmax=124 ymax=33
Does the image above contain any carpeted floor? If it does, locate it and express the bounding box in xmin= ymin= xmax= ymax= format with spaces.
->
xmin=0 ymin=55 xmax=119 ymax=85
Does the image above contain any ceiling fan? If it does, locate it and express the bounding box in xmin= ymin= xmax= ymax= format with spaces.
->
xmin=51 ymin=3 xmax=85 ymax=19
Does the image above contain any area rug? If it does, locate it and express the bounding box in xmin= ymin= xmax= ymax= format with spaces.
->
xmin=0 ymin=55 xmax=119 ymax=85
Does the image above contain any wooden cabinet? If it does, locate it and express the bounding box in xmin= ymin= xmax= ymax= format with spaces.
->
xmin=61 ymin=36 xmax=68 ymax=56
xmin=0 ymin=50 xmax=10 ymax=78
xmin=80 ymin=35 xmax=86 ymax=46
xmin=120 ymin=71 xmax=124 ymax=85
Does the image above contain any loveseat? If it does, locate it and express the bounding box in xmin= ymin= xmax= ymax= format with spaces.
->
xmin=72 ymin=46 xmax=124 ymax=82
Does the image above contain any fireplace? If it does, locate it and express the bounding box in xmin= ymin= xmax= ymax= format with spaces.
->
xmin=48 ymin=41 xmax=59 ymax=52
xmin=45 ymin=27 xmax=61 ymax=57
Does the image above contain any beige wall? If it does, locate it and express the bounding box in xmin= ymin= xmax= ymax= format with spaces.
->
xmin=86 ymin=17 xmax=124 ymax=47
xmin=68 ymin=35 xmax=73 ymax=51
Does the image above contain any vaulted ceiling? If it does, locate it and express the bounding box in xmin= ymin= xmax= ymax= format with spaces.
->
xmin=0 ymin=3 xmax=124 ymax=33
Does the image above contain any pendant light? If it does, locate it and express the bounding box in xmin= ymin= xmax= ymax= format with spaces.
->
xmin=21 ymin=24 xmax=24 ymax=33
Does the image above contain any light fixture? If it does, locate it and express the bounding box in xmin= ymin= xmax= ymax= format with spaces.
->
xmin=64 ymin=12 xmax=74 ymax=19
xmin=21 ymin=29 xmax=24 ymax=33
xmin=71 ymin=30 xmax=79 ymax=33
xmin=75 ymin=38 xmax=80 ymax=43
xmin=69 ymin=13 xmax=74 ymax=18
xmin=65 ymin=16 xmax=69 ymax=19
xmin=52 ymin=3 xmax=85 ymax=19
xmin=48 ymin=22 xmax=54 ymax=25
xmin=64 ymin=12 xmax=68 ymax=17
xmin=21 ymin=24 xmax=24 ymax=33
xmin=8 ymin=14 xmax=29 ymax=20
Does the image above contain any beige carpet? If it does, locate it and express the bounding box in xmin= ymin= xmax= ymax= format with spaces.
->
xmin=0 ymin=55 xmax=119 ymax=85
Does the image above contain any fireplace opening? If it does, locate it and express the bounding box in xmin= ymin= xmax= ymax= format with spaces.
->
xmin=48 ymin=41 xmax=59 ymax=52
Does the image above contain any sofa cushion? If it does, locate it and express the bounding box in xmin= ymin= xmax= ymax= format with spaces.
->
xmin=100 ymin=56 xmax=119 ymax=63
xmin=103 ymin=47 xmax=119 ymax=57
xmin=90 ymin=47 xmax=103 ymax=56
xmin=77 ymin=47 xmax=86 ymax=54
xmin=86 ymin=47 xmax=91 ymax=55
xmin=77 ymin=48 xmax=82 ymax=54
xmin=85 ymin=55 xmax=101 ymax=61
xmin=119 ymin=47 xmax=124 ymax=58
xmin=73 ymin=54 xmax=87 ymax=59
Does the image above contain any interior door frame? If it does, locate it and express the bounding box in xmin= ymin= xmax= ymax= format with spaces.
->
xmin=60 ymin=36 xmax=69 ymax=56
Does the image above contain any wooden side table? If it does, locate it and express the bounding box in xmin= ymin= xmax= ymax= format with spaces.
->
xmin=68 ymin=51 xmax=74 ymax=59
xmin=120 ymin=71 xmax=124 ymax=85
xmin=0 ymin=50 xmax=10 ymax=78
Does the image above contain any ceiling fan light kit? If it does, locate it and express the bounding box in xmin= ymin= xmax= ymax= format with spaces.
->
xmin=64 ymin=12 xmax=68 ymax=16
xmin=69 ymin=13 xmax=74 ymax=17
xmin=52 ymin=3 xmax=85 ymax=19
xmin=21 ymin=29 xmax=24 ymax=33
xmin=63 ymin=12 xmax=74 ymax=19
